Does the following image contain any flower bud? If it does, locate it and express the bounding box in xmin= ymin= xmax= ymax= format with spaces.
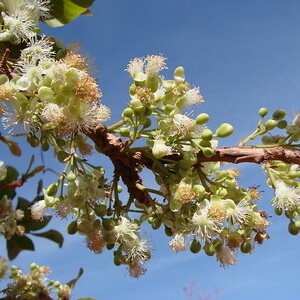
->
xmin=265 ymin=119 xmax=277 ymax=131
xmin=123 ymin=107 xmax=134 ymax=118
xmin=67 ymin=221 xmax=78 ymax=235
xmin=240 ymin=241 xmax=252 ymax=253
xmin=215 ymin=123 xmax=234 ymax=138
xmin=201 ymin=129 xmax=213 ymax=141
xmin=46 ymin=183 xmax=58 ymax=196
xmin=174 ymin=66 xmax=185 ymax=82
xmin=196 ymin=113 xmax=209 ymax=125
xmin=272 ymin=109 xmax=286 ymax=120
xmin=119 ymin=127 xmax=131 ymax=137
xmin=190 ymin=239 xmax=201 ymax=254
xmin=38 ymin=86 xmax=54 ymax=102
xmin=77 ymin=219 xmax=94 ymax=234
xmin=277 ymin=120 xmax=287 ymax=129
xmin=258 ymin=107 xmax=268 ymax=118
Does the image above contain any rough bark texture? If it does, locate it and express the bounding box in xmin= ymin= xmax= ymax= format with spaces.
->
xmin=87 ymin=126 xmax=300 ymax=205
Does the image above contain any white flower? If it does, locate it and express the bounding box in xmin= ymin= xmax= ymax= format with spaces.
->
xmin=185 ymin=87 xmax=204 ymax=105
xmin=272 ymin=180 xmax=299 ymax=210
xmin=169 ymin=233 xmax=186 ymax=252
xmin=173 ymin=113 xmax=197 ymax=136
xmin=63 ymin=102 xmax=110 ymax=134
xmin=224 ymin=198 xmax=252 ymax=227
xmin=152 ymin=139 xmax=172 ymax=158
xmin=30 ymin=200 xmax=48 ymax=221
xmin=22 ymin=0 xmax=51 ymax=21
xmin=125 ymin=238 xmax=151 ymax=262
xmin=125 ymin=57 xmax=144 ymax=77
xmin=145 ymin=54 xmax=167 ymax=76
xmin=0 ymin=11 xmax=36 ymax=43
xmin=41 ymin=103 xmax=65 ymax=125
xmin=114 ymin=216 xmax=139 ymax=242
xmin=0 ymin=161 xmax=7 ymax=181
xmin=190 ymin=199 xmax=221 ymax=241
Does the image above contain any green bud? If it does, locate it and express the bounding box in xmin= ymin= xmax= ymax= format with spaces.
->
xmin=199 ymin=140 xmax=211 ymax=148
xmin=190 ymin=239 xmax=201 ymax=254
xmin=26 ymin=134 xmax=39 ymax=148
xmin=123 ymin=107 xmax=134 ymax=118
xmin=106 ymin=243 xmax=115 ymax=250
xmin=102 ymin=218 xmax=115 ymax=231
xmin=265 ymin=119 xmax=277 ymax=131
xmin=113 ymin=253 xmax=124 ymax=266
xmin=133 ymin=72 xmax=146 ymax=84
xmin=145 ymin=76 xmax=159 ymax=92
xmin=170 ymin=199 xmax=183 ymax=212
xmin=216 ymin=123 xmax=234 ymax=138
xmin=94 ymin=204 xmax=107 ymax=217
xmin=202 ymin=147 xmax=214 ymax=157
xmin=201 ymin=129 xmax=213 ymax=141
xmin=174 ymin=66 xmax=185 ymax=82
xmin=272 ymin=109 xmax=286 ymax=120
xmin=66 ymin=171 xmax=76 ymax=181
xmin=277 ymin=120 xmax=287 ymax=129
xmin=0 ymin=74 xmax=8 ymax=85
xmin=261 ymin=135 xmax=275 ymax=145
xmin=57 ymin=151 xmax=69 ymax=163
xmin=129 ymin=83 xmax=137 ymax=96
xmin=151 ymin=217 xmax=162 ymax=230
xmin=67 ymin=221 xmax=78 ymax=235
xmin=46 ymin=183 xmax=58 ymax=196
xmin=196 ymin=113 xmax=209 ymax=125
xmin=38 ymin=86 xmax=54 ymax=102
xmin=119 ymin=127 xmax=131 ymax=137
xmin=258 ymin=107 xmax=268 ymax=118
xmin=274 ymin=207 xmax=282 ymax=216
xmin=192 ymin=185 xmax=205 ymax=194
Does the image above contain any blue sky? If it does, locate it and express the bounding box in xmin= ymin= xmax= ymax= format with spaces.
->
xmin=1 ymin=0 xmax=300 ymax=299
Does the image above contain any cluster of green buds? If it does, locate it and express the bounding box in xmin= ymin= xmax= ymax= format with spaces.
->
xmin=0 ymin=258 xmax=72 ymax=299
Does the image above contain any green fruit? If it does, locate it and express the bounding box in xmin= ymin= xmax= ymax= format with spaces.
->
xmin=272 ymin=109 xmax=286 ymax=120
xmin=265 ymin=119 xmax=277 ymax=131
xmin=67 ymin=221 xmax=78 ymax=235
xmin=258 ymin=107 xmax=268 ymax=118
xmin=274 ymin=207 xmax=282 ymax=216
xmin=164 ymin=226 xmax=173 ymax=237
xmin=196 ymin=113 xmax=209 ymax=125
xmin=240 ymin=241 xmax=252 ymax=254
xmin=94 ymin=204 xmax=107 ymax=217
xmin=113 ymin=253 xmax=124 ymax=266
xmin=151 ymin=218 xmax=162 ymax=230
xmin=102 ymin=218 xmax=115 ymax=231
xmin=190 ymin=239 xmax=201 ymax=254
xmin=288 ymin=221 xmax=299 ymax=235
xmin=216 ymin=123 xmax=234 ymax=138
xmin=204 ymin=243 xmax=215 ymax=256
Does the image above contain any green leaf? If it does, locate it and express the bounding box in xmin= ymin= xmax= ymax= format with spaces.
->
xmin=24 ymin=165 xmax=44 ymax=180
xmin=0 ymin=166 xmax=19 ymax=199
xmin=16 ymin=197 xmax=52 ymax=232
xmin=32 ymin=230 xmax=64 ymax=248
xmin=7 ymin=235 xmax=34 ymax=260
xmin=45 ymin=0 xmax=95 ymax=27
xmin=66 ymin=267 xmax=84 ymax=290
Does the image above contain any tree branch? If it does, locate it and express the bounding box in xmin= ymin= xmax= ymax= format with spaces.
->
xmin=87 ymin=126 xmax=300 ymax=206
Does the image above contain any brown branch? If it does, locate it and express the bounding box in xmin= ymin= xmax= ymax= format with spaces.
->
xmin=87 ymin=126 xmax=300 ymax=205
xmin=0 ymin=179 xmax=26 ymax=190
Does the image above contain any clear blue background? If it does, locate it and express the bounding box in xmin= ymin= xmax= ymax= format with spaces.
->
xmin=1 ymin=0 xmax=300 ymax=299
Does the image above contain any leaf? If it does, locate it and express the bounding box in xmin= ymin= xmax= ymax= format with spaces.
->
xmin=16 ymin=197 xmax=52 ymax=232
xmin=66 ymin=267 xmax=84 ymax=290
xmin=45 ymin=0 xmax=95 ymax=27
xmin=0 ymin=166 xmax=19 ymax=199
xmin=32 ymin=230 xmax=64 ymax=248
xmin=7 ymin=235 xmax=34 ymax=260
xmin=24 ymin=165 xmax=44 ymax=180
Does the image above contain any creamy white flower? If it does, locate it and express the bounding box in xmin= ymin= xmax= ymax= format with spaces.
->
xmin=272 ymin=180 xmax=299 ymax=210
xmin=190 ymin=199 xmax=221 ymax=241
xmin=169 ymin=233 xmax=186 ymax=252
xmin=173 ymin=113 xmax=197 ymax=136
xmin=114 ymin=216 xmax=139 ymax=242
xmin=22 ymin=0 xmax=51 ymax=21
xmin=0 ymin=11 xmax=36 ymax=43
xmin=152 ymin=139 xmax=172 ymax=158
xmin=224 ymin=198 xmax=252 ymax=227
xmin=30 ymin=200 xmax=48 ymax=221
xmin=41 ymin=103 xmax=65 ymax=125
xmin=185 ymin=87 xmax=203 ymax=105
xmin=145 ymin=55 xmax=167 ymax=76
xmin=125 ymin=57 xmax=144 ymax=77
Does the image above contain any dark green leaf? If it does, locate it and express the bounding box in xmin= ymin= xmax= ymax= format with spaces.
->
xmin=7 ymin=235 xmax=34 ymax=260
xmin=45 ymin=0 xmax=95 ymax=27
xmin=32 ymin=230 xmax=64 ymax=248
xmin=66 ymin=267 xmax=84 ymax=289
xmin=24 ymin=165 xmax=44 ymax=180
xmin=0 ymin=166 xmax=19 ymax=199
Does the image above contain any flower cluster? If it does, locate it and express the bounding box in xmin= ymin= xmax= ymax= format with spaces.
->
xmin=0 ymin=259 xmax=72 ymax=299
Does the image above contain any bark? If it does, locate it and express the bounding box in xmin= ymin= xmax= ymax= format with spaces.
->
xmin=87 ymin=126 xmax=300 ymax=205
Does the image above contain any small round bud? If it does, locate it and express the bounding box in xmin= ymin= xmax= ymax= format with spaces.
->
xmin=274 ymin=207 xmax=282 ymax=216
xmin=119 ymin=127 xmax=131 ymax=137
xmin=201 ymin=129 xmax=213 ymax=141
xmin=215 ymin=123 xmax=234 ymax=138
xmin=57 ymin=151 xmax=69 ymax=163
xmin=196 ymin=113 xmax=209 ymax=125
xmin=258 ymin=107 xmax=268 ymax=118
xmin=272 ymin=109 xmax=286 ymax=120
xmin=123 ymin=107 xmax=134 ymax=118
xmin=164 ymin=226 xmax=173 ymax=237
xmin=102 ymin=218 xmax=115 ymax=231
xmin=202 ymin=147 xmax=214 ymax=157
xmin=38 ymin=86 xmax=54 ymax=102
xmin=77 ymin=219 xmax=93 ymax=234
xmin=204 ymin=243 xmax=215 ymax=256
xmin=277 ymin=120 xmax=287 ymax=129
xmin=265 ymin=119 xmax=277 ymax=131
xmin=174 ymin=66 xmax=185 ymax=82
xmin=46 ymin=183 xmax=58 ymax=196
xmin=288 ymin=221 xmax=299 ymax=235
xmin=151 ymin=217 xmax=162 ymax=230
